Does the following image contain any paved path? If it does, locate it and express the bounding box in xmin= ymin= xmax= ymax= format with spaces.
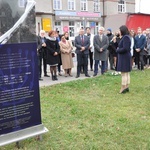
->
xmin=39 ymin=57 xmax=102 ymax=87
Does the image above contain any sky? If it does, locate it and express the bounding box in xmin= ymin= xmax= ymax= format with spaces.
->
xmin=135 ymin=0 xmax=150 ymax=14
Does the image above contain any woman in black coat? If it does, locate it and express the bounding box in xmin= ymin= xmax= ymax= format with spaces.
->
xmin=110 ymin=30 xmax=121 ymax=71
xmin=46 ymin=30 xmax=60 ymax=80
xmin=116 ymin=25 xmax=131 ymax=94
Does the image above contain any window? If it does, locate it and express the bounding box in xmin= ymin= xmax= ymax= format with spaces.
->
xmin=53 ymin=0 xmax=62 ymax=10
xmin=69 ymin=21 xmax=75 ymax=37
xmin=93 ymin=0 xmax=100 ymax=12
xmin=118 ymin=0 xmax=126 ymax=13
xmin=81 ymin=18 xmax=86 ymax=28
xmin=68 ymin=0 xmax=75 ymax=10
xmin=80 ymin=0 xmax=87 ymax=11
xmin=54 ymin=21 xmax=62 ymax=33
xmin=89 ymin=22 xmax=99 ymax=35
xmin=94 ymin=22 xmax=99 ymax=35
xmin=55 ymin=21 xmax=61 ymax=26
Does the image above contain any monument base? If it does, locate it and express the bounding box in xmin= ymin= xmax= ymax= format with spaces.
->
xmin=0 ymin=124 xmax=48 ymax=146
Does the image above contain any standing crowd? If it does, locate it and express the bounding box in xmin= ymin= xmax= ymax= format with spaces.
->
xmin=37 ymin=25 xmax=150 ymax=93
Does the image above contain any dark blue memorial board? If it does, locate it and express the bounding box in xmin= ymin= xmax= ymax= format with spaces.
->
xmin=0 ymin=42 xmax=41 ymax=135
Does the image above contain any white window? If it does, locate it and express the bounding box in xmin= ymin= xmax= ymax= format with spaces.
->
xmin=93 ymin=0 xmax=100 ymax=12
xmin=81 ymin=19 xmax=86 ymax=29
xmin=118 ymin=0 xmax=126 ymax=13
xmin=80 ymin=0 xmax=87 ymax=11
xmin=53 ymin=0 xmax=62 ymax=10
xmin=54 ymin=21 xmax=62 ymax=33
xmin=93 ymin=22 xmax=99 ymax=35
xmin=69 ymin=21 xmax=75 ymax=37
xmin=68 ymin=0 xmax=75 ymax=10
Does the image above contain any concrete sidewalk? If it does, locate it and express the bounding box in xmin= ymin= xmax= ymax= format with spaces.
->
xmin=39 ymin=57 xmax=102 ymax=87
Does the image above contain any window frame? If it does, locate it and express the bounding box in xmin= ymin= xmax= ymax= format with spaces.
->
xmin=54 ymin=21 xmax=62 ymax=33
xmin=93 ymin=0 xmax=100 ymax=12
xmin=68 ymin=0 xmax=76 ymax=10
xmin=53 ymin=0 xmax=62 ymax=10
xmin=69 ymin=21 xmax=75 ymax=37
xmin=80 ymin=0 xmax=88 ymax=11
xmin=118 ymin=0 xmax=126 ymax=13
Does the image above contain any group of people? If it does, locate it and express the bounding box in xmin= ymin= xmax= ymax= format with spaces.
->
xmin=37 ymin=25 xmax=150 ymax=93
xmin=37 ymin=30 xmax=74 ymax=81
xmin=107 ymin=26 xmax=150 ymax=93
xmin=75 ymin=26 xmax=131 ymax=94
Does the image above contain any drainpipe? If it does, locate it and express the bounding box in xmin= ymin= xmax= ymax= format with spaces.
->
xmin=102 ymin=0 xmax=105 ymax=27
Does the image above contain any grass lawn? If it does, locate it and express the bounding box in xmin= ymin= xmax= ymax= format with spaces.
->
xmin=1 ymin=70 xmax=150 ymax=150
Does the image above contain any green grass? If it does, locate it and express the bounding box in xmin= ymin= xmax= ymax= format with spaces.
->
xmin=1 ymin=70 xmax=150 ymax=150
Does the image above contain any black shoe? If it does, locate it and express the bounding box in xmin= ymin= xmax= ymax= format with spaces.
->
xmin=120 ymin=89 xmax=127 ymax=94
xmin=125 ymin=88 xmax=129 ymax=92
xmin=54 ymin=75 xmax=58 ymax=80
xmin=75 ymin=75 xmax=80 ymax=78
xmin=58 ymin=73 xmax=62 ymax=76
xmin=69 ymin=74 xmax=73 ymax=77
xmin=91 ymin=69 xmax=93 ymax=71
xmin=39 ymin=78 xmax=43 ymax=81
xmin=44 ymin=74 xmax=50 ymax=77
xmin=85 ymin=74 xmax=90 ymax=77
xmin=93 ymin=73 xmax=97 ymax=76
xmin=52 ymin=76 xmax=55 ymax=81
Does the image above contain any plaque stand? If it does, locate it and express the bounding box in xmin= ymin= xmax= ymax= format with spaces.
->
xmin=0 ymin=124 xmax=48 ymax=147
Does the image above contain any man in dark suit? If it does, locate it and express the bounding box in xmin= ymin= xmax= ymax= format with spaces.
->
xmin=93 ymin=26 xmax=109 ymax=76
xmin=134 ymin=27 xmax=146 ymax=70
xmin=37 ymin=30 xmax=49 ymax=80
xmin=75 ymin=27 xmax=90 ymax=78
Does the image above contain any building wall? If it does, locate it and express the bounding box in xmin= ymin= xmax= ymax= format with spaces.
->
xmin=35 ymin=0 xmax=53 ymax=13
xmin=35 ymin=0 xmax=53 ymax=35
xmin=103 ymin=0 xmax=135 ymax=16
xmin=126 ymin=1 xmax=135 ymax=13
xmin=35 ymin=0 xmax=135 ymax=37
xmin=62 ymin=0 xmax=67 ymax=10
xmin=104 ymin=1 xmax=118 ymax=15
xmin=76 ymin=1 xmax=81 ymax=12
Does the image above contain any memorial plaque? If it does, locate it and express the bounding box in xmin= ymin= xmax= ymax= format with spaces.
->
xmin=0 ymin=0 xmax=48 ymax=146
xmin=0 ymin=43 xmax=41 ymax=135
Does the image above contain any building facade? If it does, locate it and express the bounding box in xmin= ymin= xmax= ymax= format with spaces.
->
xmin=35 ymin=0 xmax=135 ymax=38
